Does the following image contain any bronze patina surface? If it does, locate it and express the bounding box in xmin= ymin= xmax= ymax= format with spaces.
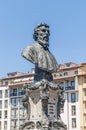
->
xmin=21 ymin=23 xmax=67 ymax=130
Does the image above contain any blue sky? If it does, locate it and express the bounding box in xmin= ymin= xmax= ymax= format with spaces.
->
xmin=0 ymin=0 xmax=86 ymax=77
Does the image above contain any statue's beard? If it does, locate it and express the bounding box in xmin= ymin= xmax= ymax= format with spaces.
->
xmin=37 ymin=36 xmax=49 ymax=49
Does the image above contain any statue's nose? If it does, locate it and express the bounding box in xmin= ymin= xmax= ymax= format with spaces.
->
xmin=45 ymin=30 xmax=48 ymax=35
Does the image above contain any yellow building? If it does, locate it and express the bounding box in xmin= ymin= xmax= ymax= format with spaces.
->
xmin=77 ymin=63 xmax=86 ymax=130
xmin=53 ymin=62 xmax=86 ymax=130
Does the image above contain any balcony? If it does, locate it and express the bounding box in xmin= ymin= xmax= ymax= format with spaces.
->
xmin=10 ymin=91 xmax=25 ymax=97
xmin=11 ymin=104 xmax=18 ymax=108
xmin=11 ymin=126 xmax=19 ymax=130
xmin=19 ymin=115 xmax=26 ymax=119
xmin=65 ymin=86 xmax=75 ymax=90
xmin=10 ymin=93 xmax=17 ymax=97
xmin=18 ymin=91 xmax=25 ymax=96
xmin=11 ymin=115 xmax=18 ymax=119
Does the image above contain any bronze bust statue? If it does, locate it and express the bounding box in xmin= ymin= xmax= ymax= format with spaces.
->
xmin=21 ymin=23 xmax=59 ymax=81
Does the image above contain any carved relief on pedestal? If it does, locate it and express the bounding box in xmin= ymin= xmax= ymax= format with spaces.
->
xmin=20 ymin=80 xmax=67 ymax=130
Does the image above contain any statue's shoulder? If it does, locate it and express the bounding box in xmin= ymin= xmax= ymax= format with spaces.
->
xmin=26 ymin=43 xmax=41 ymax=51
xmin=23 ymin=43 xmax=37 ymax=52
xmin=21 ymin=43 xmax=38 ymax=63
xmin=25 ymin=43 xmax=35 ymax=49
xmin=22 ymin=43 xmax=41 ymax=57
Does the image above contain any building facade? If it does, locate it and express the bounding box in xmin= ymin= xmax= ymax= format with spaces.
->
xmin=53 ymin=62 xmax=86 ymax=130
xmin=0 ymin=62 xmax=86 ymax=130
xmin=0 ymin=71 xmax=34 ymax=130
xmin=0 ymin=85 xmax=10 ymax=130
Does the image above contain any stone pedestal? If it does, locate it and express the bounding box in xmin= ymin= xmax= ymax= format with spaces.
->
xmin=20 ymin=79 xmax=67 ymax=130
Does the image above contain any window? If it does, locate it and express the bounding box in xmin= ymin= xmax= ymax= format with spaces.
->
xmin=4 ymin=110 xmax=7 ymax=118
xmin=64 ymin=72 xmax=68 ymax=76
xmin=18 ymin=90 xmax=21 ymax=96
xmin=0 ymin=100 xmax=2 ymax=108
xmin=18 ymin=88 xmax=22 ymax=96
xmin=11 ymin=119 xmax=18 ymax=129
xmin=4 ymin=100 xmax=8 ymax=108
xmin=19 ymin=98 xmax=22 ymax=106
xmin=13 ymin=89 xmax=17 ymax=96
xmin=11 ymin=108 xmax=18 ymax=118
xmin=65 ymin=80 xmax=69 ymax=89
xmin=71 ymin=81 xmax=75 ymax=87
xmin=4 ymin=121 xmax=7 ymax=129
xmin=18 ymin=89 xmax=25 ymax=96
xmin=11 ymin=98 xmax=16 ymax=106
xmin=5 ymin=90 xmax=8 ymax=98
xmin=11 ymin=120 xmax=14 ymax=129
xmin=11 ymin=109 xmax=15 ymax=118
xmin=16 ymin=98 xmax=19 ymax=106
xmin=0 ymin=111 xmax=2 ymax=118
xmin=85 ymin=102 xmax=86 ymax=108
xmin=0 ymin=90 xmax=2 ymax=98
xmin=65 ymin=81 xmax=75 ymax=90
xmin=65 ymin=63 xmax=70 ymax=67
xmin=84 ymin=89 xmax=86 ymax=96
xmin=5 ymin=81 xmax=8 ymax=85
xmin=10 ymin=88 xmax=17 ymax=96
xmin=84 ymin=77 xmax=86 ymax=83
xmin=72 ymin=118 xmax=76 ymax=128
xmin=14 ymin=120 xmax=18 ymax=128
xmin=11 ymin=98 xmax=19 ymax=106
xmin=74 ymin=71 xmax=78 ymax=75
xmin=71 ymin=81 xmax=75 ymax=89
xmin=71 ymin=105 xmax=76 ymax=116
xmin=15 ymin=108 xmax=18 ymax=118
xmin=19 ymin=119 xmax=25 ymax=126
xmin=71 ymin=93 xmax=76 ymax=102
xmin=19 ymin=108 xmax=27 ymax=118
xmin=19 ymin=108 xmax=25 ymax=118
xmin=0 ymin=121 xmax=1 ymax=129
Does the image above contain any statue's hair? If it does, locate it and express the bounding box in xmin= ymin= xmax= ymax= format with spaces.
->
xmin=33 ymin=23 xmax=50 ymax=41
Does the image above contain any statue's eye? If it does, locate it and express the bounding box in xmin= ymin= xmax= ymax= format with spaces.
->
xmin=42 ymin=29 xmax=46 ymax=32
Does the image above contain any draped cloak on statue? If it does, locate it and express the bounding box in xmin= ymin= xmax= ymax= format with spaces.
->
xmin=21 ymin=42 xmax=58 ymax=73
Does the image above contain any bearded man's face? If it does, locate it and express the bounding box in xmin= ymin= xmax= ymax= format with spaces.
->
xmin=37 ymin=26 xmax=50 ymax=48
